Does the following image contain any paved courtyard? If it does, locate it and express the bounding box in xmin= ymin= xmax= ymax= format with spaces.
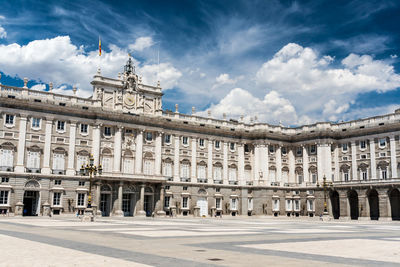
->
xmin=0 ymin=216 xmax=400 ymax=267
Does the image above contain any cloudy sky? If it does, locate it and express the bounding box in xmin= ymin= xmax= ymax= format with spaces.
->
xmin=1 ymin=0 xmax=400 ymax=126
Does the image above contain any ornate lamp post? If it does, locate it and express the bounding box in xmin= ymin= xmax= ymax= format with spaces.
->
xmin=80 ymin=154 xmax=102 ymax=220
xmin=321 ymin=175 xmax=332 ymax=216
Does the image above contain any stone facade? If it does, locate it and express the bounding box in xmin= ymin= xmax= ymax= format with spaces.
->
xmin=0 ymin=59 xmax=399 ymax=220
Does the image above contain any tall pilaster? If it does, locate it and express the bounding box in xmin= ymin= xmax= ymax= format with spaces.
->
xmin=333 ymin=144 xmax=339 ymax=181
xmin=317 ymin=144 xmax=323 ymax=182
xmin=262 ymin=144 xmax=269 ymax=184
xmin=42 ymin=118 xmax=53 ymax=174
xmin=276 ymin=145 xmax=282 ymax=183
xmin=223 ymin=141 xmax=228 ymax=184
xmin=302 ymin=145 xmax=309 ymax=184
xmin=390 ymin=135 xmax=397 ymax=178
xmin=191 ymin=138 xmax=197 ymax=180
xmin=135 ymin=130 xmax=143 ymax=174
xmin=351 ymin=141 xmax=357 ymax=180
xmin=173 ymin=135 xmax=180 ymax=182
xmin=66 ymin=122 xmax=77 ymax=176
xmin=370 ymin=138 xmax=377 ymax=180
xmin=155 ymin=132 xmax=162 ymax=175
xmin=238 ymin=143 xmax=245 ymax=186
xmin=207 ymin=139 xmax=213 ymax=183
xmin=15 ymin=115 xmax=27 ymax=173
xmin=288 ymin=147 xmax=295 ymax=184
xmin=113 ymin=126 xmax=123 ymax=173
xmin=253 ymin=145 xmax=260 ymax=184
xmin=114 ymin=181 xmax=123 ymax=216
xmin=92 ymin=124 xmax=101 ymax=166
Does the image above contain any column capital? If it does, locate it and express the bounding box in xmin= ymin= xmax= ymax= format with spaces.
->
xmin=116 ymin=125 xmax=124 ymax=130
xmin=69 ymin=120 xmax=78 ymax=126
xmin=19 ymin=113 xmax=29 ymax=119
xmin=119 ymin=181 xmax=124 ymax=186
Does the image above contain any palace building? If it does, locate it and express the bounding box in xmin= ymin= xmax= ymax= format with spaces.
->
xmin=0 ymin=57 xmax=399 ymax=220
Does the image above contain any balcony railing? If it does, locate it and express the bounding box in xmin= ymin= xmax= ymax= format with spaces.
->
xmin=0 ymin=166 xmax=14 ymax=172
xmin=214 ymin=179 xmax=223 ymax=184
xmin=270 ymin=182 xmax=280 ymax=186
xmin=333 ymin=177 xmax=400 ymax=185
xmin=197 ymin=178 xmax=207 ymax=183
xmin=180 ymin=177 xmax=191 ymax=182
xmin=26 ymin=167 xmax=41 ymax=173
xmin=165 ymin=176 xmax=173 ymax=181
xmin=52 ymin=169 xmax=66 ymax=175
xmin=246 ymin=181 xmax=253 ymax=186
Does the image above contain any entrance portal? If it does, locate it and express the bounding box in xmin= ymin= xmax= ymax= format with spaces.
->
xmin=144 ymin=195 xmax=153 ymax=216
xmin=368 ymin=189 xmax=379 ymax=220
xmin=390 ymin=189 xmax=400 ymax=220
xmin=23 ymin=191 xmax=39 ymax=216
xmin=122 ymin=193 xmax=135 ymax=216
xmin=330 ymin=190 xmax=340 ymax=219
xmin=197 ymin=197 xmax=208 ymax=217
xmin=348 ymin=190 xmax=359 ymax=220
xmin=100 ymin=193 xmax=111 ymax=216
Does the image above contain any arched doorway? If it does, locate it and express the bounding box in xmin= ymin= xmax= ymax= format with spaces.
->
xmin=100 ymin=184 xmax=112 ymax=216
xmin=122 ymin=185 xmax=137 ymax=216
xmin=389 ymin=189 xmax=400 ymax=220
xmin=197 ymin=189 xmax=208 ymax=217
xmin=368 ymin=189 xmax=379 ymax=220
xmin=348 ymin=190 xmax=359 ymax=220
xmin=330 ymin=190 xmax=340 ymax=219
xmin=23 ymin=180 xmax=41 ymax=216
xmin=144 ymin=187 xmax=154 ymax=216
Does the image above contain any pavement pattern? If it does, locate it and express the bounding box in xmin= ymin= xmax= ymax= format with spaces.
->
xmin=1 ymin=216 xmax=400 ymax=267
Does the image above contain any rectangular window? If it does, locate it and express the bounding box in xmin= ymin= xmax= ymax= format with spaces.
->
xmin=53 ymin=192 xmax=61 ymax=206
xmin=286 ymin=199 xmax=293 ymax=211
xmin=57 ymin=121 xmax=65 ymax=131
xmin=379 ymin=138 xmax=386 ymax=148
xmin=198 ymin=165 xmax=206 ymax=179
xmin=146 ymin=132 xmax=152 ymax=141
xmin=54 ymin=180 xmax=61 ymax=185
xmin=104 ymin=127 xmax=111 ymax=136
xmin=230 ymin=143 xmax=235 ymax=151
xmin=360 ymin=140 xmax=366 ymax=149
xmin=231 ymin=198 xmax=237 ymax=210
xmin=102 ymin=157 xmax=111 ymax=172
xmin=1 ymin=178 xmax=9 ymax=183
xmin=360 ymin=154 xmax=367 ymax=159
xmin=296 ymin=147 xmax=302 ymax=156
xmin=164 ymin=134 xmax=171 ymax=144
xmin=123 ymin=158 xmax=134 ymax=174
xmin=163 ymin=162 xmax=172 ymax=177
xmin=342 ymin=143 xmax=348 ymax=152
xmin=78 ymin=181 xmax=85 ymax=186
xmin=214 ymin=167 xmax=222 ymax=180
xmin=307 ymin=199 xmax=314 ymax=211
xmin=199 ymin=139 xmax=205 ymax=147
xmin=281 ymin=147 xmax=287 ymax=155
xmin=80 ymin=124 xmax=88 ymax=134
xmin=77 ymin=155 xmax=88 ymax=170
xmin=27 ymin=151 xmax=40 ymax=169
xmin=294 ymin=200 xmax=300 ymax=211
xmin=362 ymin=171 xmax=368 ymax=180
xmin=164 ymin=196 xmax=170 ymax=208
xmin=228 ymin=168 xmax=237 ymax=181
xmin=273 ymin=199 xmax=280 ymax=211
xmin=344 ymin=172 xmax=349 ymax=181
xmin=216 ymin=198 xmax=221 ymax=209
xmin=215 ymin=141 xmax=220 ymax=149
xmin=52 ymin=154 xmax=65 ymax=171
xmin=310 ymin=145 xmax=316 ymax=154
xmin=312 ymin=174 xmax=317 ymax=183
xmin=31 ymin=118 xmax=41 ymax=128
xmin=144 ymin=160 xmax=153 ymax=175
xmin=182 ymin=197 xmax=188 ymax=209
xmin=0 ymin=149 xmax=13 ymax=167
xmin=5 ymin=114 xmax=14 ymax=125
xmin=269 ymin=145 xmax=275 ymax=153
xmin=342 ymin=156 xmax=348 ymax=161
xmin=244 ymin=144 xmax=249 ymax=153
xmin=182 ymin=136 xmax=188 ymax=145
xmin=382 ymin=169 xmax=387 ymax=179
xmin=181 ymin=164 xmax=189 ymax=178
xmin=0 ymin=191 xmax=9 ymax=205
xmin=77 ymin=193 xmax=85 ymax=207
xmin=248 ymin=198 xmax=253 ymax=210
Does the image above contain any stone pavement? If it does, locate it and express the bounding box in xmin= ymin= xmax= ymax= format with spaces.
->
xmin=1 ymin=216 xmax=400 ymax=267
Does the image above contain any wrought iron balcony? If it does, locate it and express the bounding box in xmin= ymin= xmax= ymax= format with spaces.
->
xmin=26 ymin=167 xmax=41 ymax=173
xmin=214 ymin=179 xmax=223 ymax=184
xmin=197 ymin=178 xmax=207 ymax=183
xmin=52 ymin=169 xmax=66 ymax=175
xmin=0 ymin=166 xmax=14 ymax=172
xmin=180 ymin=177 xmax=191 ymax=182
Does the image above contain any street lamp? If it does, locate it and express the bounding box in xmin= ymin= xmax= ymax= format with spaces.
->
xmin=321 ymin=175 xmax=332 ymax=214
xmin=80 ymin=154 xmax=102 ymax=210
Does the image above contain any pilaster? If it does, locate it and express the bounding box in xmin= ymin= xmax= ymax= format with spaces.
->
xmin=191 ymin=137 xmax=197 ymax=180
xmin=351 ymin=141 xmax=357 ymax=180
xmin=238 ymin=143 xmax=245 ymax=186
xmin=113 ymin=126 xmax=123 ymax=173
xmin=207 ymin=139 xmax=213 ymax=183
xmin=155 ymin=132 xmax=162 ymax=175
xmin=302 ymin=145 xmax=309 ymax=184
xmin=173 ymin=135 xmax=180 ymax=182
xmin=41 ymin=118 xmax=53 ymax=174
xmin=15 ymin=115 xmax=27 ymax=173
xmin=390 ymin=135 xmax=397 ymax=178
xmin=92 ymin=123 xmax=101 ymax=167
xmin=276 ymin=145 xmax=282 ymax=183
xmin=135 ymin=130 xmax=143 ymax=174
xmin=66 ymin=121 xmax=77 ymax=176
xmin=288 ymin=147 xmax=295 ymax=184
xmin=369 ymin=138 xmax=377 ymax=180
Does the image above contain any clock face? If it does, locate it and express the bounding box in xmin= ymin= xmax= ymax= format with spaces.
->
xmin=124 ymin=94 xmax=135 ymax=106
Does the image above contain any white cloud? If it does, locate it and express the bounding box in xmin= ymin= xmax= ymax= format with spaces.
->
xmin=212 ymin=73 xmax=244 ymax=89
xmin=30 ymin=84 xmax=46 ymax=91
xmin=140 ymin=63 xmax=182 ymax=89
xmin=0 ymin=36 xmax=181 ymax=96
xmin=129 ymin=36 xmax=154 ymax=52
xmin=255 ymin=43 xmax=400 ymax=123
xmin=0 ymin=26 xmax=6 ymax=39
xmin=198 ymin=88 xmax=297 ymax=125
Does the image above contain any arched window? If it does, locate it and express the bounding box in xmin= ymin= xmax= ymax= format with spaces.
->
xmin=197 ymin=161 xmax=207 ymax=179
xmin=163 ymin=158 xmax=173 ymax=177
xmin=228 ymin=164 xmax=237 ymax=182
xmin=122 ymin=150 xmax=134 ymax=174
xmin=180 ymin=159 xmax=190 ymax=178
xmin=0 ymin=143 xmax=14 ymax=169
xmin=101 ymin=148 xmax=113 ymax=173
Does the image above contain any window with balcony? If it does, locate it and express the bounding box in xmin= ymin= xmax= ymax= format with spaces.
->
xmin=52 ymin=153 xmax=65 ymax=174
xmin=27 ymin=151 xmax=40 ymax=171
xmin=381 ymin=168 xmax=387 ymax=179
xmin=180 ymin=163 xmax=190 ymax=178
xmin=197 ymin=164 xmax=206 ymax=180
xmin=360 ymin=140 xmax=366 ymax=150
xmin=80 ymin=124 xmax=88 ymax=134
xmin=77 ymin=154 xmax=88 ymax=171
xmin=163 ymin=161 xmax=172 ymax=177
xmin=215 ymin=140 xmax=220 ymax=149
xmin=57 ymin=121 xmax=65 ymax=131
xmin=123 ymin=157 xmax=134 ymax=174
xmin=199 ymin=139 xmax=204 ymax=147
xmin=144 ymin=160 xmax=154 ymax=175
xmin=343 ymin=172 xmax=349 ymax=181
xmin=0 ymin=148 xmax=13 ymax=170
xmin=228 ymin=166 xmax=237 ymax=182
xmin=182 ymin=136 xmax=188 ymax=145
xmin=362 ymin=170 xmax=368 ymax=181
xmin=379 ymin=138 xmax=386 ymax=148
xmin=213 ymin=166 xmax=222 ymax=181
xmin=101 ymin=156 xmax=112 ymax=173
xmin=342 ymin=143 xmax=348 ymax=152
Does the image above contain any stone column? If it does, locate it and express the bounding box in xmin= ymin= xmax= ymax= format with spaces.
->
xmin=66 ymin=122 xmax=77 ymax=176
xmin=390 ymin=135 xmax=397 ymax=178
xmin=137 ymin=184 xmax=146 ymax=216
xmin=370 ymin=138 xmax=377 ymax=180
xmin=94 ymin=182 xmax=101 ymax=216
xmin=351 ymin=141 xmax=358 ymax=180
xmin=191 ymin=137 xmax=197 ymax=181
xmin=334 ymin=144 xmax=340 ymax=181
xmin=276 ymin=145 xmax=282 ymax=183
xmin=302 ymin=145 xmax=309 ymax=184
xmin=339 ymin=191 xmax=348 ymax=218
xmin=113 ymin=126 xmax=123 ymax=173
xmin=253 ymin=145 xmax=260 ymax=184
xmin=135 ymin=130 xmax=143 ymax=174
xmin=288 ymin=147 xmax=295 ymax=184
xmin=15 ymin=115 xmax=28 ymax=173
xmin=223 ymin=141 xmax=228 ymax=184
xmin=238 ymin=144 xmax=245 ymax=186
xmin=92 ymin=124 xmax=101 ymax=166
xmin=173 ymin=135 xmax=180 ymax=182
xmin=155 ymin=132 xmax=162 ymax=175
xmin=114 ymin=182 xmax=123 ymax=216
xmin=156 ymin=185 xmax=166 ymax=216
xmin=42 ymin=118 xmax=53 ymax=174
xmin=207 ymin=139 xmax=213 ymax=183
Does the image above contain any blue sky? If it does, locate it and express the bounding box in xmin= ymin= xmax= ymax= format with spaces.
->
xmin=0 ymin=0 xmax=400 ymax=125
